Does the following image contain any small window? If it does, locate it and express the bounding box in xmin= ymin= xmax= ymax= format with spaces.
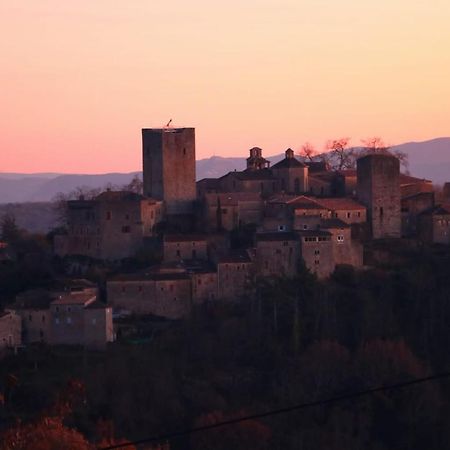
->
xmin=67 ymin=317 xmax=72 ymax=324
xmin=92 ymin=318 xmax=97 ymax=325
xmin=106 ymin=211 xmax=112 ymax=220
xmin=337 ymin=235 xmax=344 ymax=243
xmin=122 ymin=286 xmax=126 ymax=293
xmin=347 ymin=212 xmax=351 ymax=219
xmin=183 ymin=148 xmax=186 ymax=155
xmin=303 ymin=224 xmax=308 ymax=230
xmin=55 ymin=318 xmax=60 ymax=325
xmin=122 ymin=226 xmax=131 ymax=233
xmin=29 ymin=315 xmax=32 ymax=322
xmin=125 ymin=214 xmax=130 ymax=220
xmin=42 ymin=315 xmax=45 ymax=323
xmin=315 ymin=250 xmax=320 ymax=255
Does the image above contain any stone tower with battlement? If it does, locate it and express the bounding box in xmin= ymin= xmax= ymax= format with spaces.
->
xmin=357 ymin=153 xmax=401 ymax=239
xmin=142 ymin=127 xmax=196 ymax=215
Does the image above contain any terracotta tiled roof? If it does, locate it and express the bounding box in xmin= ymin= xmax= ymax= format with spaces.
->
xmin=399 ymin=174 xmax=432 ymax=185
xmin=217 ymin=250 xmax=252 ymax=264
xmin=314 ymin=197 xmax=366 ymax=211
xmin=272 ymin=156 xmax=306 ymax=169
xmin=52 ymin=293 xmax=96 ymax=306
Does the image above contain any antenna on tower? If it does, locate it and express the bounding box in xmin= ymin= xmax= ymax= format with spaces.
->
xmin=165 ymin=119 xmax=172 ymax=128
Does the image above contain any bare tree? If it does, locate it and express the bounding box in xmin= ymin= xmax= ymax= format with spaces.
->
xmin=325 ymin=137 xmax=355 ymax=170
xmin=360 ymin=137 xmax=409 ymax=171
xmin=298 ymin=142 xmax=318 ymax=162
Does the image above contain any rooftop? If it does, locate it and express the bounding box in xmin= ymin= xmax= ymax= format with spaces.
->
xmin=52 ymin=293 xmax=97 ymax=306
xmin=218 ymin=249 xmax=252 ymax=264
xmin=314 ymin=197 xmax=366 ymax=211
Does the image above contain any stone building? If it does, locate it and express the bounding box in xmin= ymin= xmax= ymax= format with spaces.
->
xmin=163 ymin=234 xmax=208 ymax=262
xmin=298 ymin=230 xmax=335 ymax=278
xmin=107 ymin=269 xmax=192 ymax=319
xmin=270 ymin=148 xmax=308 ymax=194
xmin=357 ymin=154 xmax=401 ymax=239
xmin=202 ymin=192 xmax=263 ymax=232
xmin=50 ymin=292 xmax=113 ymax=349
xmin=11 ymin=289 xmax=53 ymax=344
xmin=313 ymin=197 xmax=367 ymax=225
xmin=320 ymin=219 xmax=363 ymax=267
xmin=0 ymin=311 xmax=21 ymax=356
xmin=55 ymin=191 xmax=163 ymax=260
xmin=217 ymin=250 xmax=254 ymax=301
xmin=401 ymin=192 xmax=435 ymax=237
xmin=418 ymin=205 xmax=450 ymax=244
xmin=255 ymin=232 xmax=300 ymax=278
xmin=142 ymin=127 xmax=196 ymax=215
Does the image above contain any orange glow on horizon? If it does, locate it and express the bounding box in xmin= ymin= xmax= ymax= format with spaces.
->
xmin=1 ymin=0 xmax=450 ymax=173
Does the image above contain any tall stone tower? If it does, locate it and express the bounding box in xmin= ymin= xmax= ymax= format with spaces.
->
xmin=357 ymin=153 xmax=401 ymax=239
xmin=142 ymin=127 xmax=196 ymax=215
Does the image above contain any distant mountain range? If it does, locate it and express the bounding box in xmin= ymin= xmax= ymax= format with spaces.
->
xmin=1 ymin=137 xmax=450 ymax=204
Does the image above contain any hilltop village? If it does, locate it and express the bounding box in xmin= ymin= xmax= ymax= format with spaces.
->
xmin=1 ymin=126 xmax=449 ymax=352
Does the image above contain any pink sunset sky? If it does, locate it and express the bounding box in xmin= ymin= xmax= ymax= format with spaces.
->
xmin=1 ymin=0 xmax=449 ymax=174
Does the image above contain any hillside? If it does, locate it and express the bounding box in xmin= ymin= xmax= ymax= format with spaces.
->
xmin=1 ymin=137 xmax=449 ymax=205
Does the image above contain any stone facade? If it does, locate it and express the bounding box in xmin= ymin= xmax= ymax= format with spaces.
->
xmin=0 ymin=312 xmax=21 ymax=355
xmin=107 ymin=271 xmax=192 ymax=319
xmin=142 ymin=127 xmax=196 ymax=215
xmin=49 ymin=292 xmax=113 ymax=349
xmin=202 ymin=192 xmax=263 ymax=232
xmin=56 ymin=191 xmax=163 ymax=260
xmin=418 ymin=205 xmax=450 ymax=244
xmin=357 ymin=154 xmax=401 ymax=239
xmin=163 ymin=234 xmax=208 ymax=262
xmin=255 ymin=232 xmax=300 ymax=278
xmin=217 ymin=251 xmax=254 ymax=301
xmin=298 ymin=230 xmax=335 ymax=278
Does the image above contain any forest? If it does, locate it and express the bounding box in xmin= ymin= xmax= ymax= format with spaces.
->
xmin=1 ymin=223 xmax=450 ymax=449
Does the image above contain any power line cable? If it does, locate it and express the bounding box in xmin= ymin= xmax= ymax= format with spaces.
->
xmin=99 ymin=370 xmax=450 ymax=449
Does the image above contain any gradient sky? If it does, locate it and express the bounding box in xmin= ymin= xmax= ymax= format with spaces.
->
xmin=1 ymin=0 xmax=450 ymax=173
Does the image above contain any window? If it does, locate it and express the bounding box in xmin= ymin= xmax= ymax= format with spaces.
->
xmin=303 ymin=224 xmax=308 ymax=230
xmin=337 ymin=235 xmax=344 ymax=243
xmin=138 ymin=285 xmax=143 ymax=292
xmin=283 ymin=241 xmax=288 ymax=247
xmin=125 ymin=214 xmax=130 ymax=220
xmin=315 ymin=260 xmax=320 ymax=265
xmin=357 ymin=211 xmax=361 ymax=218
xmin=122 ymin=226 xmax=131 ymax=233
xmin=92 ymin=318 xmax=97 ymax=325
xmin=29 ymin=315 xmax=32 ymax=322
xmin=183 ymin=147 xmax=186 ymax=155
xmin=198 ymin=279 xmax=202 ymax=285
xmin=121 ymin=286 xmax=126 ymax=293
xmin=315 ymin=250 xmax=320 ymax=255
xmin=106 ymin=211 xmax=112 ymax=220
xmin=55 ymin=318 xmax=60 ymax=325
xmin=278 ymin=225 xmax=286 ymax=232
xmin=347 ymin=212 xmax=351 ymax=219
xmin=192 ymin=249 xmax=197 ymax=259
xmin=42 ymin=315 xmax=45 ymax=323
xmin=176 ymin=250 xmax=180 ymax=257
xmin=380 ymin=207 xmax=384 ymax=218
xmin=67 ymin=317 xmax=72 ymax=324
xmin=275 ymin=249 xmax=281 ymax=255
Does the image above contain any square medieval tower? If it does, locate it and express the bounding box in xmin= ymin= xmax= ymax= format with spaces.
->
xmin=357 ymin=153 xmax=401 ymax=239
xmin=142 ymin=127 xmax=196 ymax=215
